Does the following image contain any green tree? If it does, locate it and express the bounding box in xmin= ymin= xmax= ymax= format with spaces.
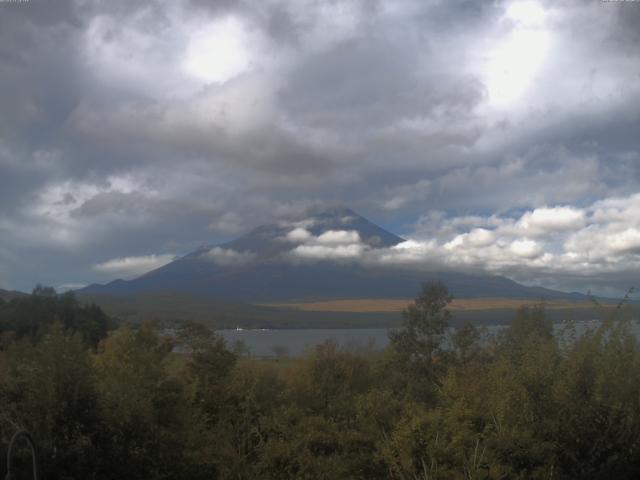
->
xmin=92 ymin=323 xmax=200 ymax=479
xmin=259 ymin=362 xmax=380 ymax=478
xmin=178 ymin=321 xmax=237 ymax=422
xmin=0 ymin=324 xmax=100 ymax=479
xmin=212 ymin=361 xmax=284 ymax=478
xmin=499 ymin=303 xmax=552 ymax=355
xmin=0 ymin=286 xmax=110 ymax=348
xmin=451 ymin=322 xmax=483 ymax=365
xmin=548 ymin=306 xmax=640 ymax=479
xmin=387 ymin=281 xmax=453 ymax=402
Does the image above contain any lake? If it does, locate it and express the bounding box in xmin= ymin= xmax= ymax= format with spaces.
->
xmin=219 ymin=319 xmax=639 ymax=357
xmin=218 ymin=328 xmax=392 ymax=356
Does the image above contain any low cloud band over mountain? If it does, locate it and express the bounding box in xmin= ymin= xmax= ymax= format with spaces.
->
xmin=81 ymin=208 xmax=590 ymax=302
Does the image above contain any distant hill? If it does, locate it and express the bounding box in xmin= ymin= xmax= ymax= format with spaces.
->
xmin=0 ymin=288 xmax=27 ymax=302
xmin=80 ymin=207 xmax=587 ymax=303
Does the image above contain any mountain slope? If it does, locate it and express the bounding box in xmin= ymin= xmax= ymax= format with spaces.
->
xmin=0 ymin=289 xmax=27 ymax=302
xmin=80 ymin=207 xmax=585 ymax=302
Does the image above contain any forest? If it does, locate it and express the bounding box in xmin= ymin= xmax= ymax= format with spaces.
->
xmin=1 ymin=283 xmax=639 ymax=479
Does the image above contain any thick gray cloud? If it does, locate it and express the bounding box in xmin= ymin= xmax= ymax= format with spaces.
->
xmin=0 ymin=0 xmax=639 ymax=295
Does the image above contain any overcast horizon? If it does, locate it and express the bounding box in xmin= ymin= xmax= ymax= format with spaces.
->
xmin=1 ymin=0 xmax=640 ymax=296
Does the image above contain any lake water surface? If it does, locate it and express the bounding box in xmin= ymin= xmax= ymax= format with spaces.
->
xmin=219 ymin=328 xmax=392 ymax=356
xmin=219 ymin=320 xmax=639 ymax=357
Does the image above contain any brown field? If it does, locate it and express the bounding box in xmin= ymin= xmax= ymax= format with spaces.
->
xmin=262 ymin=298 xmax=600 ymax=313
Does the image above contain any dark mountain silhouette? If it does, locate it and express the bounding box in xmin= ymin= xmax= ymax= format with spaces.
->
xmin=0 ymin=289 xmax=27 ymax=302
xmin=80 ymin=207 xmax=585 ymax=302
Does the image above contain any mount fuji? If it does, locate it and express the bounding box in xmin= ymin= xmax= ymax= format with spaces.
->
xmin=80 ymin=207 xmax=584 ymax=303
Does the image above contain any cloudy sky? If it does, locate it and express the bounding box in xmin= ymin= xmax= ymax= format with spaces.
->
xmin=1 ymin=0 xmax=639 ymax=295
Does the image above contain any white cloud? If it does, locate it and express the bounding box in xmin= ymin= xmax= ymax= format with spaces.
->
xmin=316 ymin=230 xmax=360 ymax=244
xmin=509 ymin=239 xmax=543 ymax=259
xmin=516 ymin=206 xmax=586 ymax=236
xmin=444 ymin=228 xmax=496 ymax=250
xmin=562 ymin=194 xmax=640 ymax=262
xmin=609 ymin=228 xmax=640 ymax=255
xmin=17 ymin=175 xmax=159 ymax=250
xmin=288 ymin=229 xmax=366 ymax=260
xmin=279 ymin=193 xmax=640 ymax=294
xmin=2 ymin=0 xmax=640 ymax=294
xmin=395 ymin=193 xmax=640 ymax=292
xmin=466 ymin=228 xmax=496 ymax=247
xmin=286 ymin=227 xmax=313 ymax=242
xmin=372 ymin=239 xmax=440 ymax=266
xmin=93 ymin=254 xmax=177 ymax=279
xmin=202 ymin=247 xmax=255 ymax=267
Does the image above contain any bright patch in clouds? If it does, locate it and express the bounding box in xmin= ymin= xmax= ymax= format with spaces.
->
xmin=485 ymin=1 xmax=550 ymax=106
xmin=507 ymin=1 xmax=546 ymax=26
xmin=183 ymin=16 xmax=253 ymax=84
xmin=93 ymin=254 xmax=177 ymax=279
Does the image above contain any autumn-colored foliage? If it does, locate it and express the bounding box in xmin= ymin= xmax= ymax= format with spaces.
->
xmin=1 ymin=283 xmax=639 ymax=479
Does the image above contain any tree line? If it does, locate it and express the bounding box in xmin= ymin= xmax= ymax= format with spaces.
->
xmin=1 ymin=283 xmax=639 ymax=479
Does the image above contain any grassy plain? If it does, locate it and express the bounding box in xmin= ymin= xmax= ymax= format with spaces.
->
xmin=262 ymin=297 xmax=608 ymax=313
xmin=78 ymin=292 xmax=626 ymax=329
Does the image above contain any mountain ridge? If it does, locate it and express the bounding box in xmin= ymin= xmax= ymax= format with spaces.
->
xmin=0 ymin=289 xmax=28 ymax=302
xmin=80 ymin=207 xmax=587 ymax=302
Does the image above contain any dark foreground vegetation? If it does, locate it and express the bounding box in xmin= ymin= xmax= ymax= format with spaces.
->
xmin=1 ymin=284 xmax=640 ymax=479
